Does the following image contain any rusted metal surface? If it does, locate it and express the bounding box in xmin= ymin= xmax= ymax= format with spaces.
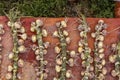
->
xmin=0 ymin=16 xmax=119 ymax=80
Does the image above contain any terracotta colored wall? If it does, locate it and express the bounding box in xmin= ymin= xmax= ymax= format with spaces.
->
xmin=0 ymin=16 xmax=119 ymax=80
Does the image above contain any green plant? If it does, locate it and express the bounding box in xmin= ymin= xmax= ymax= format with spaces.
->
xmin=77 ymin=14 xmax=93 ymax=80
xmin=5 ymin=8 xmax=27 ymax=80
xmin=90 ymin=0 xmax=115 ymax=18
xmin=17 ymin=0 xmax=67 ymax=17
xmin=0 ymin=0 xmax=115 ymax=17
xmin=54 ymin=21 xmax=68 ymax=80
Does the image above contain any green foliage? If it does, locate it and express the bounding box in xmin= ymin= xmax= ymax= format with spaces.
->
xmin=0 ymin=0 xmax=115 ymax=17
xmin=4 ymin=7 xmax=22 ymax=22
xmin=0 ymin=0 xmax=67 ymax=17
xmin=17 ymin=0 xmax=67 ymax=17
xmin=90 ymin=0 xmax=115 ymax=18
